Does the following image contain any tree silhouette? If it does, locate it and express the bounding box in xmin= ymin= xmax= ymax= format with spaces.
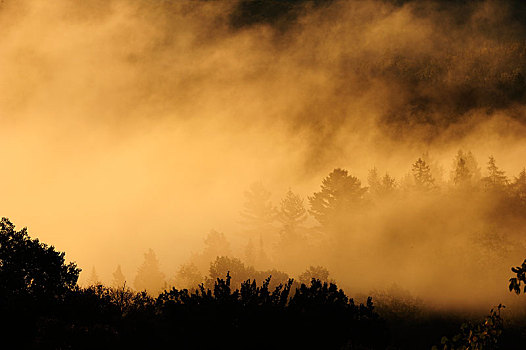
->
xmin=309 ymin=168 xmax=366 ymax=227
xmin=452 ymin=150 xmax=480 ymax=187
xmin=422 ymin=151 xmax=444 ymax=185
xmin=277 ymin=189 xmax=307 ymax=243
xmin=0 ymin=217 xmax=79 ymax=302
xmin=203 ymin=230 xmax=231 ymax=260
xmin=509 ymin=258 xmax=526 ymax=294
xmin=240 ymin=181 xmax=276 ymax=230
xmin=381 ymin=173 xmax=397 ymax=195
xmin=435 ymin=305 xmax=504 ymax=350
xmin=412 ymin=158 xmax=435 ymax=191
xmin=240 ymin=182 xmax=275 ymax=266
xmin=134 ymin=248 xmax=166 ymax=295
xmin=0 ymin=217 xmax=80 ymax=346
xmin=207 ymin=256 xmax=256 ymax=289
xmin=511 ymin=168 xmax=526 ymax=203
xmin=367 ymin=167 xmax=382 ymax=196
xmin=87 ymin=266 xmax=101 ymax=286
xmin=368 ymin=168 xmax=396 ymax=197
xmin=174 ymin=262 xmax=202 ymax=290
xmin=112 ymin=265 xmax=126 ymax=288
xmin=483 ymin=156 xmax=508 ymax=190
xmin=298 ymin=265 xmax=330 ymax=284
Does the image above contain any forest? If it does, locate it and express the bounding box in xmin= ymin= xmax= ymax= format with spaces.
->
xmin=3 ymin=0 xmax=526 ymax=348
xmin=3 ymin=151 xmax=526 ymax=349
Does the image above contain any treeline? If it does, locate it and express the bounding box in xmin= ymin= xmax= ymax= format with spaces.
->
xmin=101 ymin=150 xmax=526 ymax=298
xmin=0 ymin=217 xmax=385 ymax=349
xmin=3 ymin=216 xmax=526 ymax=349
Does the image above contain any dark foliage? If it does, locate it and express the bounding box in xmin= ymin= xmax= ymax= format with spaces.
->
xmin=21 ymin=275 xmax=386 ymax=349
xmin=433 ymin=305 xmax=504 ymax=350
xmin=158 ymin=274 xmax=386 ymax=349
xmin=509 ymin=259 xmax=526 ymax=294
xmin=0 ymin=217 xmax=80 ymax=345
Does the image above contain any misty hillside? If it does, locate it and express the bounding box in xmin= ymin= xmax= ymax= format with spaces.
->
xmin=2 ymin=0 xmax=526 ymax=349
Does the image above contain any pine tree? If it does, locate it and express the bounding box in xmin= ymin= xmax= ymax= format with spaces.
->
xmin=367 ymin=167 xmax=381 ymax=196
xmin=483 ymin=156 xmax=507 ymax=190
xmin=511 ymin=168 xmax=526 ymax=202
xmin=412 ymin=158 xmax=435 ymax=191
xmin=240 ymin=182 xmax=276 ymax=257
xmin=112 ymin=265 xmax=126 ymax=288
xmin=381 ymin=173 xmax=396 ymax=195
xmin=240 ymin=181 xmax=275 ymax=229
xmin=369 ymin=169 xmax=396 ymax=197
xmin=452 ymin=150 xmax=481 ymax=186
xmin=134 ymin=248 xmax=165 ymax=295
xmin=277 ymin=189 xmax=307 ymax=241
xmin=454 ymin=157 xmax=471 ymax=185
xmin=87 ymin=266 xmax=101 ymax=286
xmin=422 ymin=151 xmax=444 ymax=184
xmin=309 ymin=168 xmax=366 ymax=227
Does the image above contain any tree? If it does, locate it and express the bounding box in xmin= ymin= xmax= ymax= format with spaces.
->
xmin=482 ymin=156 xmax=507 ymax=190
xmin=435 ymin=305 xmax=504 ymax=350
xmin=298 ymin=266 xmax=330 ymax=285
xmin=240 ymin=181 xmax=276 ymax=230
xmin=244 ymin=238 xmax=256 ymax=266
xmin=369 ymin=168 xmax=397 ymax=197
xmin=174 ymin=263 xmax=202 ymax=290
xmin=0 ymin=217 xmax=80 ymax=302
xmin=510 ymin=168 xmax=526 ymax=203
xmin=452 ymin=150 xmax=480 ymax=187
xmin=240 ymin=182 xmax=276 ymax=265
xmin=277 ymin=189 xmax=307 ymax=243
xmin=134 ymin=248 xmax=166 ymax=295
xmin=87 ymin=266 xmax=101 ymax=286
xmin=367 ymin=167 xmax=382 ymax=196
xmin=207 ymin=256 xmax=256 ymax=289
xmin=381 ymin=173 xmax=397 ymax=195
xmin=309 ymin=168 xmax=367 ymax=227
xmin=203 ymin=230 xmax=231 ymax=260
xmin=412 ymin=158 xmax=435 ymax=191
xmin=112 ymin=265 xmax=126 ymax=288
xmin=509 ymin=258 xmax=526 ymax=294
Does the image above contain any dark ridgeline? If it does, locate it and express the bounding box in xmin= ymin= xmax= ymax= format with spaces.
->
xmin=0 ymin=217 xmax=385 ymax=349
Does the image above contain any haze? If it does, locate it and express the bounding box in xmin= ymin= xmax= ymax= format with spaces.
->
xmin=1 ymin=0 xmax=526 ymax=308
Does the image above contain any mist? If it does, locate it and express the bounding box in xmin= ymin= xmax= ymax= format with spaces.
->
xmin=2 ymin=0 xmax=526 ymax=309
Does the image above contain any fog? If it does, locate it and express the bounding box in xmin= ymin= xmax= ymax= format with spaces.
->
xmin=1 ymin=0 xmax=526 ymax=308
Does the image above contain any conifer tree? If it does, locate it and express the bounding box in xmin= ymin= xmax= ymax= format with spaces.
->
xmin=309 ymin=168 xmax=366 ymax=227
xmin=134 ymin=248 xmax=166 ymax=295
xmin=483 ymin=155 xmax=507 ymax=189
xmin=112 ymin=265 xmax=126 ymax=288
xmin=87 ymin=266 xmax=101 ymax=286
xmin=452 ymin=150 xmax=481 ymax=186
xmin=412 ymin=158 xmax=435 ymax=191
xmin=277 ymin=189 xmax=307 ymax=241
xmin=240 ymin=181 xmax=275 ymax=229
xmin=381 ymin=173 xmax=396 ymax=195
xmin=367 ymin=167 xmax=381 ymax=196
xmin=511 ymin=168 xmax=526 ymax=202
